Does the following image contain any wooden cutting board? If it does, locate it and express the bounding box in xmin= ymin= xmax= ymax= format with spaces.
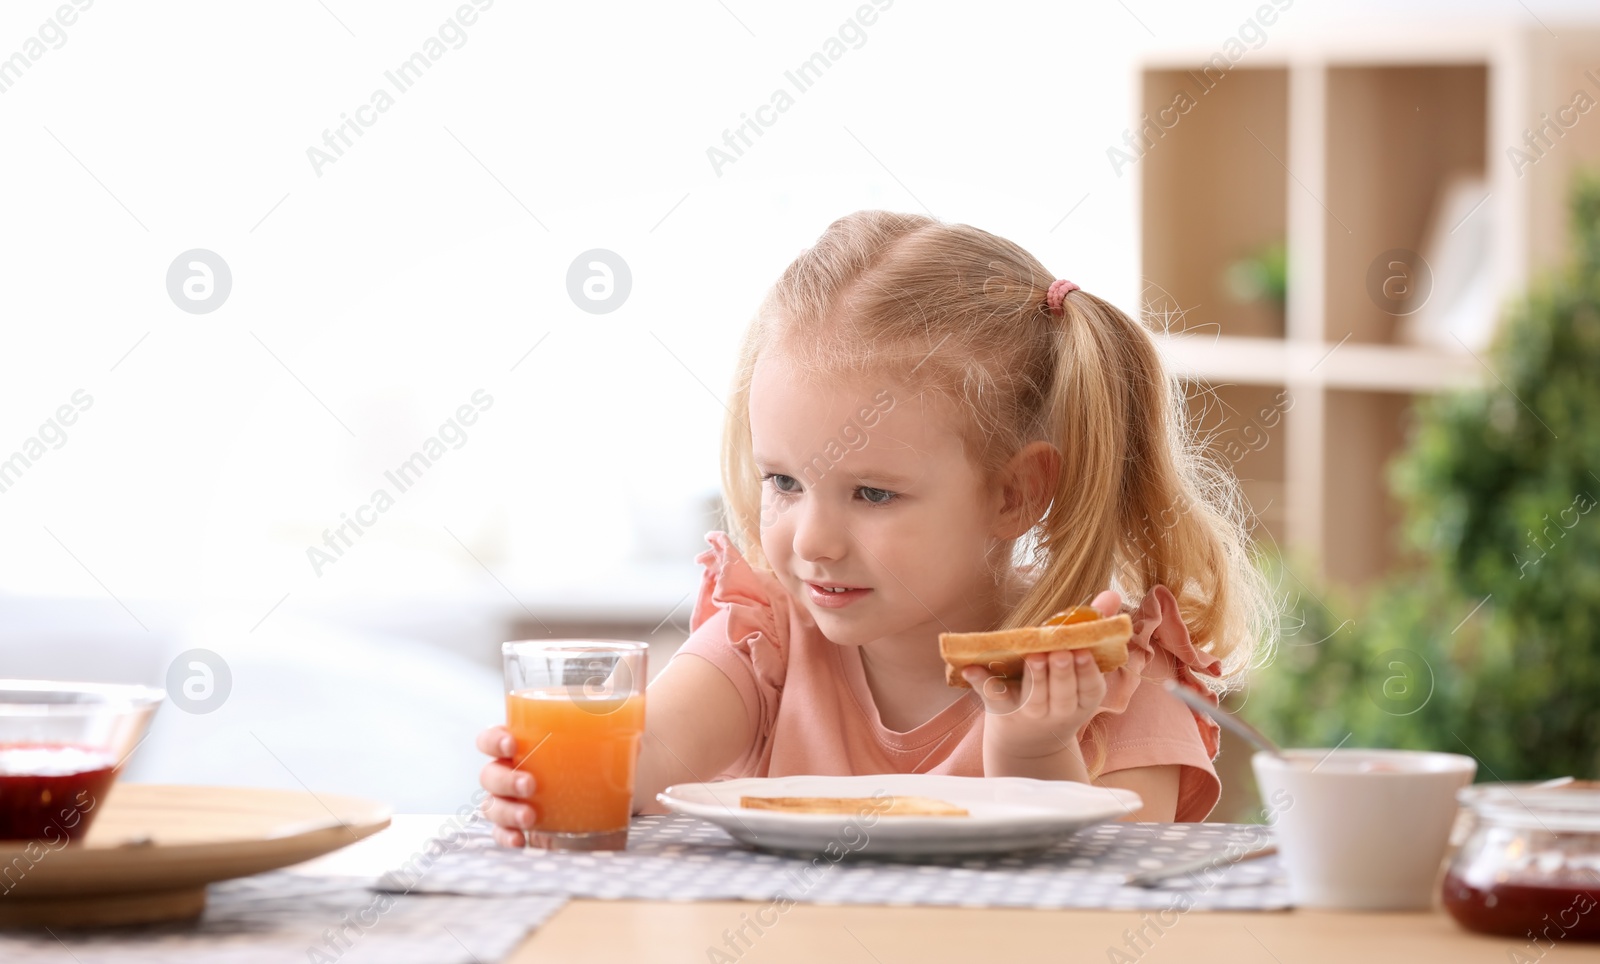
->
xmin=0 ymin=783 xmax=391 ymax=927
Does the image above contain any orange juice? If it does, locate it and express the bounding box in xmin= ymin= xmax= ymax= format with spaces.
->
xmin=505 ymin=687 xmax=645 ymax=834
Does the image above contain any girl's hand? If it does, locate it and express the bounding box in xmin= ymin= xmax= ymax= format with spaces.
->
xmin=962 ymin=590 xmax=1121 ymax=765
xmin=475 ymin=724 xmax=536 ymax=849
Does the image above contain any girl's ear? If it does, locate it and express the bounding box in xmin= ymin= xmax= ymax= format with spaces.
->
xmin=991 ymin=441 xmax=1061 ymax=540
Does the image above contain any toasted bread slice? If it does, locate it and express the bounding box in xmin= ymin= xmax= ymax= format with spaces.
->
xmin=738 ymin=795 xmax=969 ymax=816
xmin=939 ymin=613 xmax=1133 ymax=688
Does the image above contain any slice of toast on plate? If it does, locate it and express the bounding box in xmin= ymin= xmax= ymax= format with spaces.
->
xmin=738 ymin=795 xmax=970 ymax=817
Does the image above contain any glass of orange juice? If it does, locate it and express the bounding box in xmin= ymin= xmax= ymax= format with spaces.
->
xmin=501 ymin=639 xmax=647 ymax=851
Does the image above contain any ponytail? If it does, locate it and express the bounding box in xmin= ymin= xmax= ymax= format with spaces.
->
xmin=1007 ymin=287 xmax=1265 ymax=685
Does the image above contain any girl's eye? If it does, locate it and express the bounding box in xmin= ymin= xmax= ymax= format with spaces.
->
xmin=761 ymin=474 xmax=897 ymax=506
xmin=858 ymin=487 xmax=896 ymax=506
xmin=761 ymin=473 xmax=799 ymax=494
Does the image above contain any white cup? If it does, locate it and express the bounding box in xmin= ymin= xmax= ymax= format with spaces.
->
xmin=1252 ymin=748 xmax=1477 ymax=910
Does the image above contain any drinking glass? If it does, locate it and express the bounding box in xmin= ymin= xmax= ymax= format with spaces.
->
xmin=501 ymin=640 xmax=647 ymax=851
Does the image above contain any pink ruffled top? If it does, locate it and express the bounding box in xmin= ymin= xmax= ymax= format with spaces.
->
xmin=665 ymin=531 xmax=1226 ymax=822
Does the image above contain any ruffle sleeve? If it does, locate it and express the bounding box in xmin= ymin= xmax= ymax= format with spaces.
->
xmin=1091 ymin=583 xmax=1225 ymax=820
xmin=680 ymin=531 xmax=792 ymax=773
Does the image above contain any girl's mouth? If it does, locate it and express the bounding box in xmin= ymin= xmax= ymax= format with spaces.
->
xmin=806 ymin=582 xmax=872 ymax=608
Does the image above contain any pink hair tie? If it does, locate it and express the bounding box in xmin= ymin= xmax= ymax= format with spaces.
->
xmin=1046 ymin=279 xmax=1079 ymax=316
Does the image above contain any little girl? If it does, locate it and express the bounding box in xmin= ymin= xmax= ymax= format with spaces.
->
xmin=476 ymin=211 xmax=1268 ymax=842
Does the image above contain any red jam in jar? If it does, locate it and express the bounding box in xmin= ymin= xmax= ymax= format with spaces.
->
xmin=1443 ymin=781 xmax=1600 ymax=942
xmin=1442 ymin=876 xmax=1599 ymax=939
xmin=0 ymin=743 xmax=119 ymax=841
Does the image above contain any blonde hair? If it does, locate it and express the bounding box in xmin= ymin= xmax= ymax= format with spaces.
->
xmin=719 ymin=211 xmax=1270 ymax=697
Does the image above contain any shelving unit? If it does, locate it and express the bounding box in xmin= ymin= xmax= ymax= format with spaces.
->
xmin=1136 ymin=24 xmax=1600 ymax=587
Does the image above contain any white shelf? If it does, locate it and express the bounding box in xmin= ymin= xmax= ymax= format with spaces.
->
xmin=1154 ymin=334 xmax=1484 ymax=392
xmin=1132 ymin=27 xmax=1600 ymax=584
xmin=1134 ymin=20 xmax=1526 ymax=70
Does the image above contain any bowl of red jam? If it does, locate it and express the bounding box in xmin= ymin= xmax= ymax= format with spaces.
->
xmin=1443 ymin=781 xmax=1600 ymax=942
xmin=0 ymin=679 xmax=164 ymax=842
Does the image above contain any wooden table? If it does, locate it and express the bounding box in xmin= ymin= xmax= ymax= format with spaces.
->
xmin=288 ymin=815 xmax=1577 ymax=963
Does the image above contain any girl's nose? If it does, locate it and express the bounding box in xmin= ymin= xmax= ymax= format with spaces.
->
xmin=791 ymin=495 xmax=847 ymax=563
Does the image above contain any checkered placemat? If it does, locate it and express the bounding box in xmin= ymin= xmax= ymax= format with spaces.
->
xmin=377 ymin=815 xmax=1288 ymax=911
xmin=0 ymin=872 xmax=567 ymax=964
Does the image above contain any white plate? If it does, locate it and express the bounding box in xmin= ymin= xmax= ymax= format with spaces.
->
xmin=656 ymin=774 xmax=1142 ymax=857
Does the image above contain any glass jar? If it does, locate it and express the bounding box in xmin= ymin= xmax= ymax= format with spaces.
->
xmin=1442 ymin=781 xmax=1600 ymax=941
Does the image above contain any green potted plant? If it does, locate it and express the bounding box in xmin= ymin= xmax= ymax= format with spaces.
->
xmin=1243 ymin=169 xmax=1600 ymax=790
xmin=1225 ymin=239 xmax=1288 ymax=335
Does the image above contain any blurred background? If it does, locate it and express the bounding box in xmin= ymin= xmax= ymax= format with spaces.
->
xmin=2 ymin=0 xmax=1598 ymax=817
